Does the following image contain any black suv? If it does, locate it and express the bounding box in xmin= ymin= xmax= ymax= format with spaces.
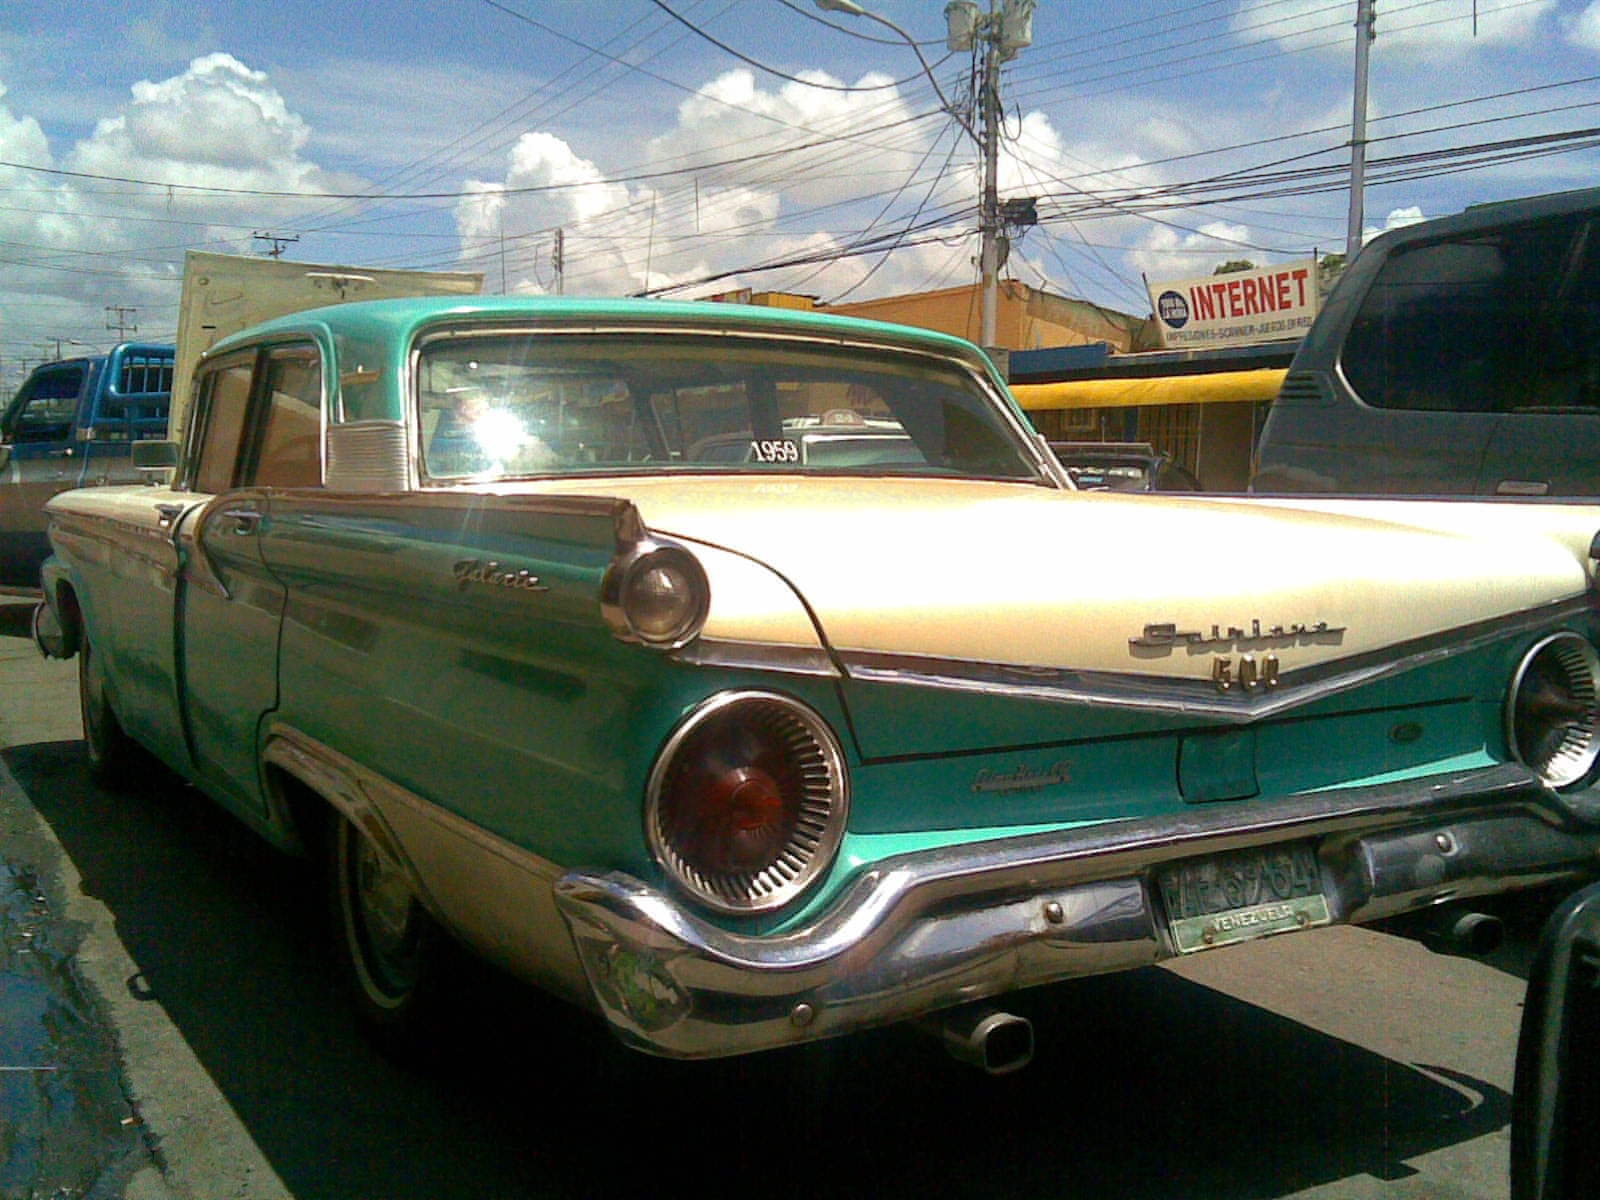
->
xmin=1252 ymin=187 xmax=1600 ymax=497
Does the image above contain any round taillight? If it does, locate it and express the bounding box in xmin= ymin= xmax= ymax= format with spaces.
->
xmin=647 ymin=692 xmax=848 ymax=914
xmin=1508 ymin=632 xmax=1600 ymax=788
xmin=602 ymin=541 xmax=709 ymax=649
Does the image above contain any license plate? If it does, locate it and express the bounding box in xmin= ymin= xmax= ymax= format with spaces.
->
xmin=1158 ymin=842 xmax=1331 ymax=954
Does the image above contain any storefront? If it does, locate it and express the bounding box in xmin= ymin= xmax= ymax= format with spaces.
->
xmin=1008 ymin=342 xmax=1295 ymax=492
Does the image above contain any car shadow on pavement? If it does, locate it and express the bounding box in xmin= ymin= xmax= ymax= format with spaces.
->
xmin=6 ymin=738 xmax=1510 ymax=1200
xmin=0 ymin=599 xmax=35 ymax=639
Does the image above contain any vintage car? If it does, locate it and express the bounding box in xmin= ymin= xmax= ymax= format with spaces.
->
xmin=30 ymin=295 xmax=1600 ymax=1072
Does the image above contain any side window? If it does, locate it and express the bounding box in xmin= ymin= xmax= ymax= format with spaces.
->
xmin=251 ymin=345 xmax=323 ymax=488
xmin=1343 ymin=215 xmax=1588 ymax=413
xmin=9 ymin=367 xmax=87 ymax=443
xmin=191 ymin=356 xmax=255 ymax=494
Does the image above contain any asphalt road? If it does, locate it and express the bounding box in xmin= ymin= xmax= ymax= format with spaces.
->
xmin=0 ymin=596 xmax=1549 ymax=1199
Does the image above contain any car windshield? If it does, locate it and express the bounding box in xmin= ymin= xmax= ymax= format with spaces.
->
xmin=415 ymin=329 xmax=1045 ymax=483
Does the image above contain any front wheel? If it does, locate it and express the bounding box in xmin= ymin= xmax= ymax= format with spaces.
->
xmin=78 ymin=634 xmax=139 ymax=786
xmin=328 ymin=811 xmax=453 ymax=1054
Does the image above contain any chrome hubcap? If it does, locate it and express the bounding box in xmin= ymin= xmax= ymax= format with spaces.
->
xmin=353 ymin=833 xmax=415 ymax=963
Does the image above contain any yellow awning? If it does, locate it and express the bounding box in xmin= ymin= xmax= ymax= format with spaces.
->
xmin=1011 ymin=367 xmax=1287 ymax=411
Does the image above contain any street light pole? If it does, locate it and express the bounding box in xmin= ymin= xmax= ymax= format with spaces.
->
xmin=815 ymin=0 xmax=1033 ymax=351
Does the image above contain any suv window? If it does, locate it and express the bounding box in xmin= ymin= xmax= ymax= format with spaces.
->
xmin=1343 ymin=214 xmax=1600 ymax=414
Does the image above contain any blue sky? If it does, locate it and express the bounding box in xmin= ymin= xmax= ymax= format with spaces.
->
xmin=1 ymin=0 xmax=1598 ymax=383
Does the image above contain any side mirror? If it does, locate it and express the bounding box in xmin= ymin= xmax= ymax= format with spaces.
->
xmin=1511 ymin=881 xmax=1600 ymax=1200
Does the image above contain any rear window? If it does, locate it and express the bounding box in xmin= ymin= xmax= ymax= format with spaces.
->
xmin=415 ymin=329 xmax=1042 ymax=484
xmin=1343 ymin=214 xmax=1600 ymax=414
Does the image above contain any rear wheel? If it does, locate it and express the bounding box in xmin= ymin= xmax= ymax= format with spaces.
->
xmin=328 ymin=811 xmax=453 ymax=1054
xmin=78 ymin=635 xmax=138 ymax=786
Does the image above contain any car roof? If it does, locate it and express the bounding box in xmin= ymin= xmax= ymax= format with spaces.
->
xmin=1364 ymin=185 xmax=1600 ymax=255
xmin=204 ymin=294 xmax=997 ymax=367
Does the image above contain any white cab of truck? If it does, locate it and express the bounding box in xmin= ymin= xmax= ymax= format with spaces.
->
xmin=169 ymin=250 xmax=483 ymax=443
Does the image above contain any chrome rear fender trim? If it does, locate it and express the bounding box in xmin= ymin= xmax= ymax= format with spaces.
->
xmin=837 ymin=596 xmax=1594 ymax=722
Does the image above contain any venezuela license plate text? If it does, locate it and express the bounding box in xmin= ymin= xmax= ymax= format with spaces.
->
xmin=1159 ymin=842 xmax=1330 ymax=954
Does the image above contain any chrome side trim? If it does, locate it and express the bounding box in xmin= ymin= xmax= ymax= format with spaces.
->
xmin=839 ymin=596 xmax=1594 ymax=722
xmin=555 ymin=763 xmax=1600 ymax=1059
xmin=673 ymin=638 xmax=840 ymax=677
xmin=260 ymin=726 xmax=592 ymax=1004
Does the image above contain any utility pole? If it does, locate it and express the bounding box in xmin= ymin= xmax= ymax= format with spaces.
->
xmin=1345 ymin=0 xmax=1376 ymax=260
xmin=252 ymin=231 xmax=300 ymax=260
xmin=553 ymin=228 xmax=565 ymax=296
xmin=817 ymin=0 xmax=1034 ymax=353
xmin=106 ymin=305 xmax=138 ymax=342
xmin=979 ymin=21 xmax=1003 ymax=350
xmin=943 ymin=2 xmax=1035 ymax=351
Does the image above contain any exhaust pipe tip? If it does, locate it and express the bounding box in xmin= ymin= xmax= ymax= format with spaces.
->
xmin=1420 ymin=909 xmax=1504 ymax=958
xmin=932 ymin=1005 xmax=1034 ymax=1076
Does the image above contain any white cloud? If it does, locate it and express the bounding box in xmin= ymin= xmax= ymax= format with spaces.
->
xmin=452 ymin=68 xmax=955 ymax=299
xmin=0 ymin=55 xmax=368 ymax=359
xmin=1382 ymin=206 xmax=1427 ymax=231
xmin=1568 ymin=1 xmax=1600 ymax=49
xmin=69 ymin=54 xmax=325 ymax=188
xmin=1127 ymin=221 xmax=1260 ymax=282
xmin=1233 ymin=0 xmax=1557 ymax=55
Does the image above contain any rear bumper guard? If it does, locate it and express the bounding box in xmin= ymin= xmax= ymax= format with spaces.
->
xmin=555 ymin=763 xmax=1600 ymax=1059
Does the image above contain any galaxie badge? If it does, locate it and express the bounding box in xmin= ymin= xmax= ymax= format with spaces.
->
xmin=452 ymin=558 xmax=548 ymax=593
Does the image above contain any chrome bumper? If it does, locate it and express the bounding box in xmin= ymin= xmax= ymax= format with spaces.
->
xmin=554 ymin=764 xmax=1600 ymax=1059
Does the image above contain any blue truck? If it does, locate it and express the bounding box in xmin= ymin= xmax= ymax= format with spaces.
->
xmin=0 ymin=343 xmax=173 ymax=587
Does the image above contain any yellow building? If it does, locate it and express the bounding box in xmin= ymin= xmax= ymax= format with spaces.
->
xmin=823 ymin=281 xmax=1149 ymax=355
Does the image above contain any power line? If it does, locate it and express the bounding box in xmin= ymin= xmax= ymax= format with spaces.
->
xmin=646 ymin=0 xmax=927 ymax=92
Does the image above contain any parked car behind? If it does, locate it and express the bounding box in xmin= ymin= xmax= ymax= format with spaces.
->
xmin=1252 ymin=186 xmax=1600 ymax=497
xmin=0 ymin=343 xmax=172 ymax=587
xmin=32 ymin=296 xmax=1600 ymax=1072
xmin=1048 ymin=441 xmax=1200 ymax=492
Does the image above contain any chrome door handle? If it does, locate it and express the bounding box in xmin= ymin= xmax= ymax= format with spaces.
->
xmin=218 ymin=508 xmax=262 ymax=535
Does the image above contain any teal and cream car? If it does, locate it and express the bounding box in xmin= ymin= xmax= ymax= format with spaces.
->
xmin=31 ymin=296 xmax=1600 ymax=1071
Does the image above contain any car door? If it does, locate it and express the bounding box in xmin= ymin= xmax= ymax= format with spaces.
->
xmin=177 ymin=342 xmax=323 ymax=818
xmin=1478 ymin=216 xmax=1600 ymax=497
xmin=0 ymin=360 xmax=92 ymax=582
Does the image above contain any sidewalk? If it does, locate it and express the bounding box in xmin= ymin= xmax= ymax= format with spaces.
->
xmin=0 ymin=596 xmax=291 ymax=1200
xmin=0 ymin=597 xmax=78 ymax=746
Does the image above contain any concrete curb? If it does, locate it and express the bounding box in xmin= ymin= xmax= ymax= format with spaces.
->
xmin=0 ymin=600 xmax=291 ymax=1199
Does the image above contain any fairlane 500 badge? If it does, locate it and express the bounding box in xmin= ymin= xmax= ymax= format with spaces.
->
xmin=1129 ymin=619 xmax=1345 ymax=651
xmin=973 ymin=762 xmax=1071 ymax=794
xmin=452 ymin=559 xmax=548 ymax=592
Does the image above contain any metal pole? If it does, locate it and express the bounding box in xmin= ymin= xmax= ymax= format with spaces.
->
xmin=1345 ymin=0 xmax=1375 ymax=260
xmin=980 ymin=7 xmax=1001 ymax=349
